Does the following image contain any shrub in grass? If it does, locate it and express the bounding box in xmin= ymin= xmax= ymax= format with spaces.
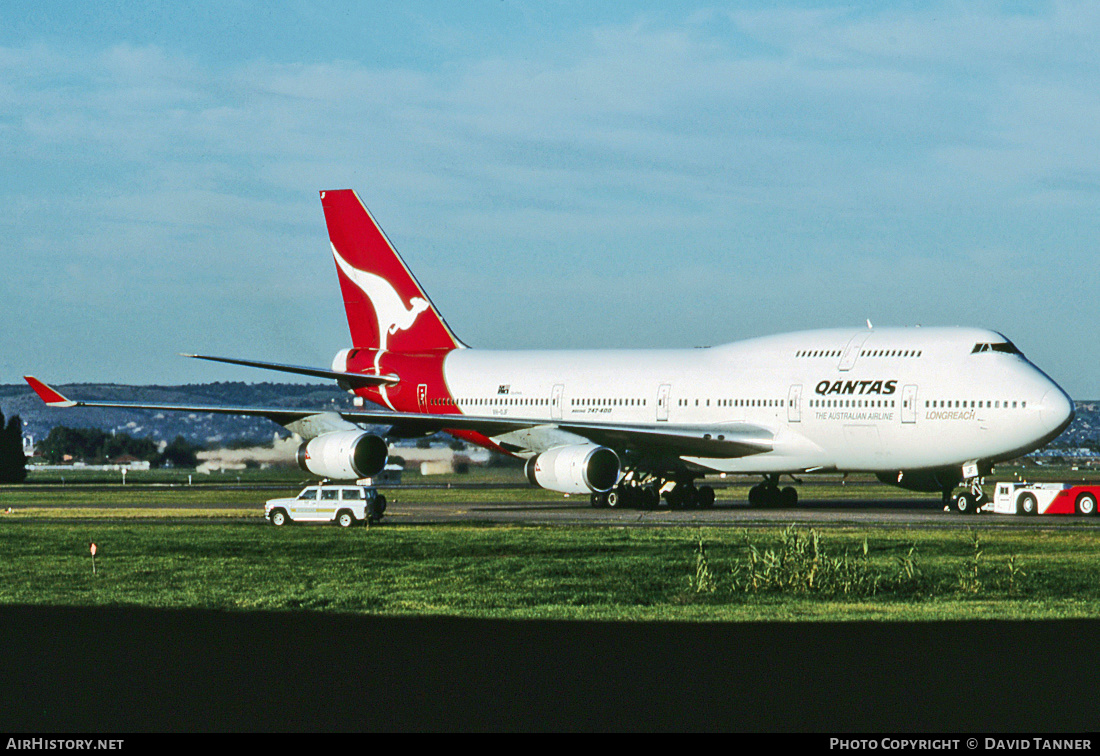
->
xmin=725 ymin=525 xmax=881 ymax=597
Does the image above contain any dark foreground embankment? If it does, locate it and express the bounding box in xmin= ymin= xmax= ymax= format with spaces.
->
xmin=1 ymin=606 xmax=1096 ymax=731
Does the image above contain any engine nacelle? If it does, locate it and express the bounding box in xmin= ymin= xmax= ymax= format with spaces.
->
xmin=297 ymin=431 xmax=388 ymax=480
xmin=524 ymin=444 xmax=620 ymax=494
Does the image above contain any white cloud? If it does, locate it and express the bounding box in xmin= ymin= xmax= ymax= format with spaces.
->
xmin=2 ymin=4 xmax=1099 ymax=394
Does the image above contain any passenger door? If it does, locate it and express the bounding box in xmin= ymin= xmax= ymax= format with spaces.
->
xmin=341 ymin=487 xmax=364 ymax=518
xmin=551 ymin=384 xmax=564 ymax=421
xmin=901 ymin=385 xmax=918 ymax=424
xmin=292 ymin=487 xmax=319 ymax=520
xmin=787 ymin=384 xmax=802 ymax=423
xmin=319 ymin=488 xmax=340 ymax=521
xmin=657 ymin=384 xmax=671 ymax=422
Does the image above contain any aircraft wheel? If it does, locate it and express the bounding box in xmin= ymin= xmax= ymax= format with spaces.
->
xmin=780 ymin=486 xmax=798 ymax=508
xmin=1076 ymin=493 xmax=1097 ymax=516
xmin=953 ymin=491 xmax=975 ymax=514
xmin=367 ymin=500 xmax=384 ymax=523
xmin=748 ymin=484 xmax=765 ymax=507
xmin=1018 ymin=493 xmax=1037 ymax=516
xmin=606 ymin=489 xmax=621 ymax=508
xmin=590 ymin=493 xmax=603 ymax=509
xmin=698 ymin=486 xmax=715 ymax=509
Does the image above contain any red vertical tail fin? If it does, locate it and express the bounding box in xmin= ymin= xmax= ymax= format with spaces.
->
xmin=320 ymin=190 xmax=464 ymax=353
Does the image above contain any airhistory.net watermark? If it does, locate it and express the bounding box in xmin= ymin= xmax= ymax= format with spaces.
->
xmin=6 ymin=740 xmax=122 ymax=751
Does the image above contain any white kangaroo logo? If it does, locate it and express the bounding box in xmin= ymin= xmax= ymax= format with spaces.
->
xmin=332 ymin=244 xmax=431 ymax=353
xmin=332 ymin=244 xmax=432 ymax=411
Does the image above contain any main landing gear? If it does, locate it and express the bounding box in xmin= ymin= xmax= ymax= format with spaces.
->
xmin=747 ymin=474 xmax=799 ymax=508
xmin=662 ymin=480 xmax=716 ymax=510
xmin=589 ymin=473 xmax=804 ymax=510
xmin=589 ymin=475 xmax=716 ymax=510
xmin=590 ymin=479 xmax=662 ymax=510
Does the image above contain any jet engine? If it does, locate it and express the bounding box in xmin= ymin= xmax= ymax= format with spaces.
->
xmin=297 ymin=430 xmax=388 ymax=480
xmin=524 ymin=444 xmax=620 ymax=494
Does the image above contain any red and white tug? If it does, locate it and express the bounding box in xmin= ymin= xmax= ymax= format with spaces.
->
xmin=983 ymin=481 xmax=1100 ymax=516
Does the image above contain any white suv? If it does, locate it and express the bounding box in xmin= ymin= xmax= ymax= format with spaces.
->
xmin=265 ymin=484 xmax=386 ymax=527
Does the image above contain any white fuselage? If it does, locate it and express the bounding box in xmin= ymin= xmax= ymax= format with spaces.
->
xmin=438 ymin=326 xmax=1073 ymax=475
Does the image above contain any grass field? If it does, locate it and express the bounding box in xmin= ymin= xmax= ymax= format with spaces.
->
xmin=6 ymin=468 xmax=1100 ymax=732
xmin=3 ymin=517 xmax=1100 ymax=621
xmin=3 ymin=465 xmax=1100 ymax=623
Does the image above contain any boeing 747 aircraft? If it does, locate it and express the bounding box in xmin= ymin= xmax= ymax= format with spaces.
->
xmin=26 ymin=190 xmax=1075 ymax=512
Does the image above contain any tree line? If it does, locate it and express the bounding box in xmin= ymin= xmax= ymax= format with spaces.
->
xmin=36 ymin=426 xmax=201 ymax=468
xmin=0 ymin=408 xmax=26 ymax=483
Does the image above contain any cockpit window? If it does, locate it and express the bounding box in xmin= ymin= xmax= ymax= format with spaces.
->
xmin=971 ymin=341 xmax=1022 ymax=355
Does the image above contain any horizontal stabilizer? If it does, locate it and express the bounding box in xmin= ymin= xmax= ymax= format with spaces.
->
xmin=183 ymin=354 xmax=399 ymax=387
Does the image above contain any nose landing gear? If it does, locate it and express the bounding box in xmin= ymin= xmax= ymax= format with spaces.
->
xmin=947 ymin=476 xmax=989 ymax=515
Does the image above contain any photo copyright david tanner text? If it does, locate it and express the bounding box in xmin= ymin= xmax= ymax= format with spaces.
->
xmin=830 ymin=739 xmax=1093 ymax=751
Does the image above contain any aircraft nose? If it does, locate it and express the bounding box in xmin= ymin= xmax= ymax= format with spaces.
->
xmin=1040 ymin=387 xmax=1074 ymax=437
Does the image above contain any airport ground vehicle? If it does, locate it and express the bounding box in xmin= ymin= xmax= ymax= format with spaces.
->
xmin=982 ymin=481 xmax=1100 ymax=516
xmin=265 ymin=483 xmax=386 ymax=526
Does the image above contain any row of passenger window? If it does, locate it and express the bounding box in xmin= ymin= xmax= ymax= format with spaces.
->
xmin=446 ymin=396 xmax=650 ymax=408
xmin=927 ymin=399 xmax=1025 ymax=409
xmin=795 ymin=349 xmax=922 ymax=358
xmin=571 ymin=398 xmax=646 ymax=407
xmin=452 ymin=397 xmax=549 ymax=406
xmin=679 ymin=398 xmax=786 ymax=408
xmin=810 ymin=399 xmax=895 ymax=408
xmin=435 ymin=395 xmax=1026 ymax=412
xmin=861 ymin=349 xmax=921 ymax=358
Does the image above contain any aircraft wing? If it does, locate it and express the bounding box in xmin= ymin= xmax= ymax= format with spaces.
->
xmin=24 ymin=377 xmax=773 ymax=459
xmin=24 ymin=376 xmax=338 ymax=428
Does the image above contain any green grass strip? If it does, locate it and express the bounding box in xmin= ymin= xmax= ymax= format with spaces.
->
xmin=3 ymin=520 xmax=1100 ymax=622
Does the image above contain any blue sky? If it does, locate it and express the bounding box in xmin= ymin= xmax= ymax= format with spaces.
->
xmin=3 ymin=1 xmax=1098 ymax=397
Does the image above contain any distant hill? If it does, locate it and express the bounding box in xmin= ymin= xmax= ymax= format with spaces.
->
xmin=0 ymin=382 xmax=358 ymax=448
xmin=1 ymin=382 xmax=1097 ymax=455
xmin=1056 ymin=400 xmax=1100 ymax=455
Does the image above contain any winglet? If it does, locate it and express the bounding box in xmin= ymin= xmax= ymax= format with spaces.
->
xmin=24 ymin=376 xmax=77 ymax=407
